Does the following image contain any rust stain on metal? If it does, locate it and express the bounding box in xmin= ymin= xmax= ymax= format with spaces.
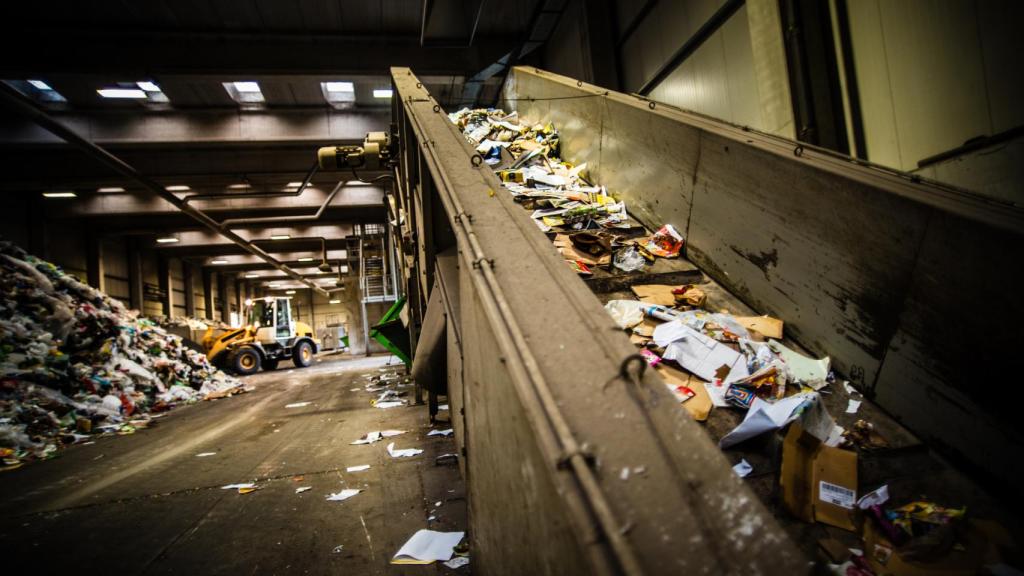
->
xmin=728 ymin=245 xmax=778 ymax=280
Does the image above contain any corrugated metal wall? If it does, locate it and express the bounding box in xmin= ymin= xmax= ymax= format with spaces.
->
xmin=542 ymin=0 xmax=1022 ymax=197
xmin=614 ymin=0 xmax=795 ymax=138
xmin=847 ymin=0 xmax=1024 ymax=172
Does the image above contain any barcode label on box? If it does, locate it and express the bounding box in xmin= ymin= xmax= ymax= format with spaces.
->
xmin=819 ymin=481 xmax=856 ymax=509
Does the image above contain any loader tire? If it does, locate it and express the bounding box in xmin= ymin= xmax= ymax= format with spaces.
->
xmin=229 ymin=346 xmax=262 ymax=376
xmin=292 ymin=341 xmax=314 ymax=368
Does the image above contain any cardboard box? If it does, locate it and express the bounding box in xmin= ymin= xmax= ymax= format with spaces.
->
xmin=862 ymin=519 xmax=1001 ymax=576
xmin=780 ymin=423 xmax=858 ymax=530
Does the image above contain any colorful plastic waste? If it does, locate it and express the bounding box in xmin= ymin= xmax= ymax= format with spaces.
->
xmin=0 ymin=241 xmax=245 ymax=466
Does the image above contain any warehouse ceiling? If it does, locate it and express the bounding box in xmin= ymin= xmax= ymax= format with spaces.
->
xmin=0 ymin=0 xmax=565 ymax=287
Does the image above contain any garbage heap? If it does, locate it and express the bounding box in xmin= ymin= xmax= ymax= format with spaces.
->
xmin=0 ymin=241 xmax=245 ymax=468
xmin=450 ymin=108 xmax=683 ymax=275
xmin=450 ymin=108 xmax=1017 ymax=574
xmin=152 ymin=315 xmax=229 ymax=331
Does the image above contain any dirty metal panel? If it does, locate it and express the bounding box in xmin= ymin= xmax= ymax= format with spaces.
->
xmin=873 ymin=209 xmax=1024 ymax=483
xmin=396 ymin=67 xmax=809 ymax=575
xmin=500 ymin=66 xmax=1024 ymax=487
xmin=459 ymin=278 xmax=590 ymax=576
xmin=687 ymin=132 xmax=930 ymax=388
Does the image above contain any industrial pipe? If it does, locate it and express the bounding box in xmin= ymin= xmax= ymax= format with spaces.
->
xmin=219 ymin=179 xmax=346 ymax=227
xmin=182 ymin=160 xmax=319 ymax=205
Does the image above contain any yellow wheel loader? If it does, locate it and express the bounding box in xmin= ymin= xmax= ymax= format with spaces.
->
xmin=203 ymin=297 xmax=319 ymax=376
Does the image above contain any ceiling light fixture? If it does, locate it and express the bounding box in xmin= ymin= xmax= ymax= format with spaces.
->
xmin=137 ymin=81 xmax=161 ymax=92
xmin=285 ymin=182 xmax=303 ymax=187
xmin=211 ymin=259 xmax=229 ymax=265
xmin=227 ymin=183 xmax=250 ymax=190
xmin=373 ymin=89 xmax=393 ymax=98
xmin=155 ymin=236 xmax=179 ymax=244
xmin=297 ymin=257 xmax=314 ymax=262
xmin=98 ymin=88 xmax=148 ymax=99
xmin=97 ymin=186 xmax=125 ymax=193
xmin=329 ymin=299 xmax=341 ymax=304
xmin=28 ymin=80 xmax=52 ymax=90
xmin=244 ymin=273 xmax=260 ymax=279
xmin=233 ymin=81 xmax=260 ymax=93
xmin=270 ymin=234 xmax=291 ymax=241
xmin=285 ymin=290 xmax=296 ymax=295
xmin=165 ymin=185 xmax=190 ymax=191
xmin=42 ymin=191 xmax=76 ymax=198
xmin=325 ymin=81 xmax=354 ymax=93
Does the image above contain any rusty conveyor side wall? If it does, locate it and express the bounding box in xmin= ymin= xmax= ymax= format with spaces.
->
xmin=504 ymin=67 xmax=1024 ymax=487
xmin=393 ymin=68 xmax=810 ymax=575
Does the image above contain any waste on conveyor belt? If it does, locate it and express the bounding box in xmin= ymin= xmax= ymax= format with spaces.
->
xmin=0 ymin=241 xmax=246 ymax=470
xmin=449 ymin=108 xmax=1017 ymax=573
xmin=450 ymin=107 xmax=681 ymax=276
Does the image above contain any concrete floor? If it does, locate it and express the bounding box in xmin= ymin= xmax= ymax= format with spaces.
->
xmin=0 ymin=354 xmax=467 ymax=575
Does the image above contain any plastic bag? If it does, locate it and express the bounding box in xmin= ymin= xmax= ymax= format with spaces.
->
xmin=613 ymin=246 xmax=645 ymax=272
xmin=643 ymin=224 xmax=684 ymax=258
xmin=604 ymin=300 xmax=645 ymax=329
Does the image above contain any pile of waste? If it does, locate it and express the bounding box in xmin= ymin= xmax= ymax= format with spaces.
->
xmin=0 ymin=241 xmax=246 ymax=469
xmin=450 ymin=108 xmax=683 ymax=275
xmin=152 ymin=315 xmax=228 ymax=331
xmin=452 ymin=109 xmax=1018 ymax=574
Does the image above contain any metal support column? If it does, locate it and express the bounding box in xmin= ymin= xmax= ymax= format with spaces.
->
xmin=127 ymin=239 xmax=144 ymax=311
xmin=202 ymin=268 xmax=214 ymax=321
xmin=218 ymin=274 xmax=231 ymax=324
xmin=234 ymin=278 xmax=243 ymax=323
xmin=183 ymin=262 xmax=196 ymax=317
xmin=158 ymin=256 xmax=173 ymax=316
xmin=86 ymin=234 xmax=105 ymax=291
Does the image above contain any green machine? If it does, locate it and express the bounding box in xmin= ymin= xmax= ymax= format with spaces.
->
xmin=369 ymin=296 xmax=411 ymax=364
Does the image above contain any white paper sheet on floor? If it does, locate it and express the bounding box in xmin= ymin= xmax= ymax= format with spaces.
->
xmin=387 ymin=442 xmax=423 ymax=458
xmin=392 ymin=529 xmax=465 ymax=564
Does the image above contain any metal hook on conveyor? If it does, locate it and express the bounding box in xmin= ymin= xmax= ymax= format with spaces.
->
xmin=603 ymin=353 xmax=647 ymax=391
xmin=619 ymin=354 xmax=647 ymax=384
xmin=470 ymin=154 xmax=484 ymax=167
xmin=432 ymin=104 xmax=440 ymax=113
xmin=648 ymin=101 xmax=656 ymax=110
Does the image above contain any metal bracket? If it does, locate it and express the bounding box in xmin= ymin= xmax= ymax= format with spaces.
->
xmin=471 ymin=257 xmax=494 ymax=270
xmin=557 ymin=443 xmax=595 ymax=469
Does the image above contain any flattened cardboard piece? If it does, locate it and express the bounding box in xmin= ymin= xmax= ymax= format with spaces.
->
xmin=630 ymin=284 xmax=678 ymax=307
xmin=657 ymin=365 xmax=712 ymax=422
xmin=632 ymin=318 xmax=659 ymax=338
xmin=781 ymin=424 xmax=857 ymax=531
xmin=736 ymin=316 xmax=784 ymax=339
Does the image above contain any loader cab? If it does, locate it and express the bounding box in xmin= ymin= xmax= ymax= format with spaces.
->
xmin=249 ymin=297 xmax=295 ymax=343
